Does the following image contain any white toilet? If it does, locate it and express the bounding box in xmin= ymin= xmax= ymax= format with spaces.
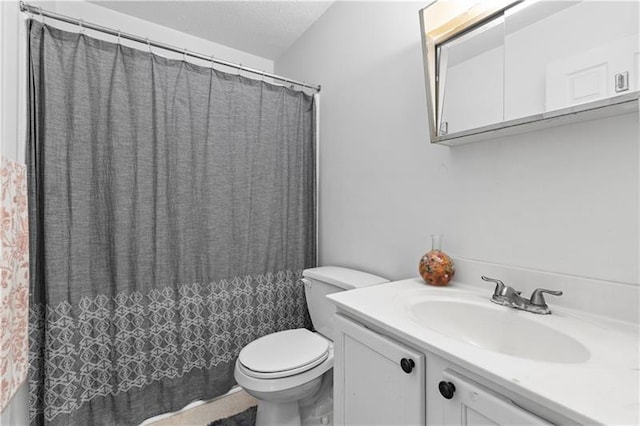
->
xmin=234 ymin=266 xmax=388 ymax=426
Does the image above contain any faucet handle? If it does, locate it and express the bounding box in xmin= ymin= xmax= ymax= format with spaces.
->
xmin=481 ymin=276 xmax=506 ymax=296
xmin=529 ymin=288 xmax=563 ymax=306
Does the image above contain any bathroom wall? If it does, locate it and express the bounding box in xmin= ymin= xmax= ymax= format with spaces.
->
xmin=275 ymin=1 xmax=639 ymax=286
xmin=0 ymin=1 xmax=273 ymax=424
xmin=0 ymin=1 xmax=27 ymax=164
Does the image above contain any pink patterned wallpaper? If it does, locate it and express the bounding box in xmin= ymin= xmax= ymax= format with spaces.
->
xmin=0 ymin=155 xmax=29 ymax=412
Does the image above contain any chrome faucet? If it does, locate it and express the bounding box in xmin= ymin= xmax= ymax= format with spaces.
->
xmin=481 ymin=276 xmax=562 ymax=315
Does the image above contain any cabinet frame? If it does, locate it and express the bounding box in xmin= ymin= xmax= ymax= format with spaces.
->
xmin=440 ymin=369 xmax=551 ymax=425
xmin=334 ymin=314 xmax=426 ymax=426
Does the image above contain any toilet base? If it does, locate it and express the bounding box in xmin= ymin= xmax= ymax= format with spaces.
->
xmin=248 ymin=372 xmax=332 ymax=426
xmin=256 ymin=400 xmax=301 ymax=426
xmin=300 ymin=372 xmax=333 ymax=426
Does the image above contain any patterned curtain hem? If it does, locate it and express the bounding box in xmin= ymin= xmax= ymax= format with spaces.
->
xmin=29 ymin=269 xmax=310 ymax=424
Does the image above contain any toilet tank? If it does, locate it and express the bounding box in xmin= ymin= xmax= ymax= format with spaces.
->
xmin=302 ymin=266 xmax=388 ymax=341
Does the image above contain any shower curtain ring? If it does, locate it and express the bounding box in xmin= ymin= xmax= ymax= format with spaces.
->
xmin=238 ymin=64 xmax=242 ymax=77
xmin=261 ymin=70 xmax=266 ymax=82
xmin=146 ymin=37 xmax=152 ymax=54
xmin=117 ymin=30 xmax=121 ymax=45
xmin=38 ymin=7 xmax=45 ymax=23
xmin=79 ymin=19 xmax=85 ymax=34
xmin=210 ymin=55 xmax=216 ymax=69
xmin=183 ymin=48 xmax=188 ymax=62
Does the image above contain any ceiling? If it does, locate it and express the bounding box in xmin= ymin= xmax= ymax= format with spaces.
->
xmin=89 ymin=1 xmax=334 ymax=60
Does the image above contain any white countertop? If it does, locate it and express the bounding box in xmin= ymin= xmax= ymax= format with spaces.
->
xmin=328 ymin=278 xmax=640 ymax=426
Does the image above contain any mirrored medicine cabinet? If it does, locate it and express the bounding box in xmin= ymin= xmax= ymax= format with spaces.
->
xmin=420 ymin=0 xmax=640 ymax=145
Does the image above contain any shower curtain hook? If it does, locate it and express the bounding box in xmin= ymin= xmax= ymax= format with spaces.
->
xmin=146 ymin=37 xmax=152 ymax=54
xmin=238 ymin=64 xmax=242 ymax=77
xmin=38 ymin=7 xmax=45 ymax=24
xmin=261 ymin=70 xmax=266 ymax=82
xmin=210 ymin=55 xmax=216 ymax=69
xmin=183 ymin=48 xmax=188 ymax=62
xmin=79 ymin=19 xmax=85 ymax=34
xmin=117 ymin=30 xmax=121 ymax=45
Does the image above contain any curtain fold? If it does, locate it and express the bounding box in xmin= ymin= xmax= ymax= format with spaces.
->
xmin=27 ymin=20 xmax=316 ymax=425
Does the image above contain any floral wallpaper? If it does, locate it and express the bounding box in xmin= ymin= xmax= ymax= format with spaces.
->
xmin=0 ymin=155 xmax=29 ymax=412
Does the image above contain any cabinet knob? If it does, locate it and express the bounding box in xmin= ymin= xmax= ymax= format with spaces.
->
xmin=400 ymin=358 xmax=415 ymax=374
xmin=438 ymin=381 xmax=456 ymax=399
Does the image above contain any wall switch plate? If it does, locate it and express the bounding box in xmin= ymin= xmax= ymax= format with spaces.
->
xmin=614 ymin=71 xmax=629 ymax=92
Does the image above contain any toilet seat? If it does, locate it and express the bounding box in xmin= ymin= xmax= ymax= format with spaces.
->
xmin=238 ymin=329 xmax=330 ymax=379
xmin=234 ymin=343 xmax=334 ymax=396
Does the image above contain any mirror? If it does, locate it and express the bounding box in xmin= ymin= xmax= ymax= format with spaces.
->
xmin=505 ymin=1 xmax=639 ymax=120
xmin=420 ymin=0 xmax=640 ymax=145
xmin=437 ymin=13 xmax=505 ymax=135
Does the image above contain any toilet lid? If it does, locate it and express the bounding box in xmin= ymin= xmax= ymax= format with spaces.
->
xmin=238 ymin=329 xmax=329 ymax=378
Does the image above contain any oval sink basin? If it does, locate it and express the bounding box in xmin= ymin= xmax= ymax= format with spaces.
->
xmin=410 ymin=299 xmax=590 ymax=363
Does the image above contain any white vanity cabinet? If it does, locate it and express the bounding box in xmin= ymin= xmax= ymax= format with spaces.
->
xmin=334 ymin=313 xmax=554 ymax=426
xmin=333 ymin=314 xmax=425 ymax=426
xmin=329 ymin=279 xmax=639 ymax=425
xmin=438 ymin=370 xmax=550 ymax=426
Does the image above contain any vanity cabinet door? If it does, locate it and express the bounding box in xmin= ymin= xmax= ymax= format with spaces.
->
xmin=334 ymin=314 xmax=425 ymax=426
xmin=440 ymin=370 xmax=550 ymax=426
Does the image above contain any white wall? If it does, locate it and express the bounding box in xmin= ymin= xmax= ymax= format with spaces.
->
xmin=0 ymin=1 xmax=274 ymax=424
xmin=275 ymin=1 xmax=639 ymax=285
xmin=32 ymin=1 xmax=274 ymax=72
xmin=0 ymin=1 xmax=28 ymax=163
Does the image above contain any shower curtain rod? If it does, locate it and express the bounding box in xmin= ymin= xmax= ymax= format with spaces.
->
xmin=19 ymin=1 xmax=321 ymax=92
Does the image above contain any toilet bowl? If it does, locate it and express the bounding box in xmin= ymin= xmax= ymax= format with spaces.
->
xmin=234 ymin=329 xmax=334 ymax=425
xmin=234 ymin=267 xmax=388 ymax=426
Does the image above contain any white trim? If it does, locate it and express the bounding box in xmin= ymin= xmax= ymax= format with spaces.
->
xmin=314 ymin=93 xmax=320 ymax=266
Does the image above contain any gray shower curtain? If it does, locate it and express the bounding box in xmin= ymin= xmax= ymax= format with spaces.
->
xmin=27 ymin=20 xmax=316 ymax=426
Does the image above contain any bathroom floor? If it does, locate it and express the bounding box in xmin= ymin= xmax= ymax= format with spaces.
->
xmin=148 ymin=389 xmax=257 ymax=426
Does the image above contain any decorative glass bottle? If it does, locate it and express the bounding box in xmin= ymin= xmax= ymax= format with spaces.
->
xmin=419 ymin=234 xmax=455 ymax=286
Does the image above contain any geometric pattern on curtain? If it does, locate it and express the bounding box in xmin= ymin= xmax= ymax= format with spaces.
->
xmin=29 ymin=270 xmax=307 ymax=422
xmin=27 ymin=19 xmax=316 ymax=426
